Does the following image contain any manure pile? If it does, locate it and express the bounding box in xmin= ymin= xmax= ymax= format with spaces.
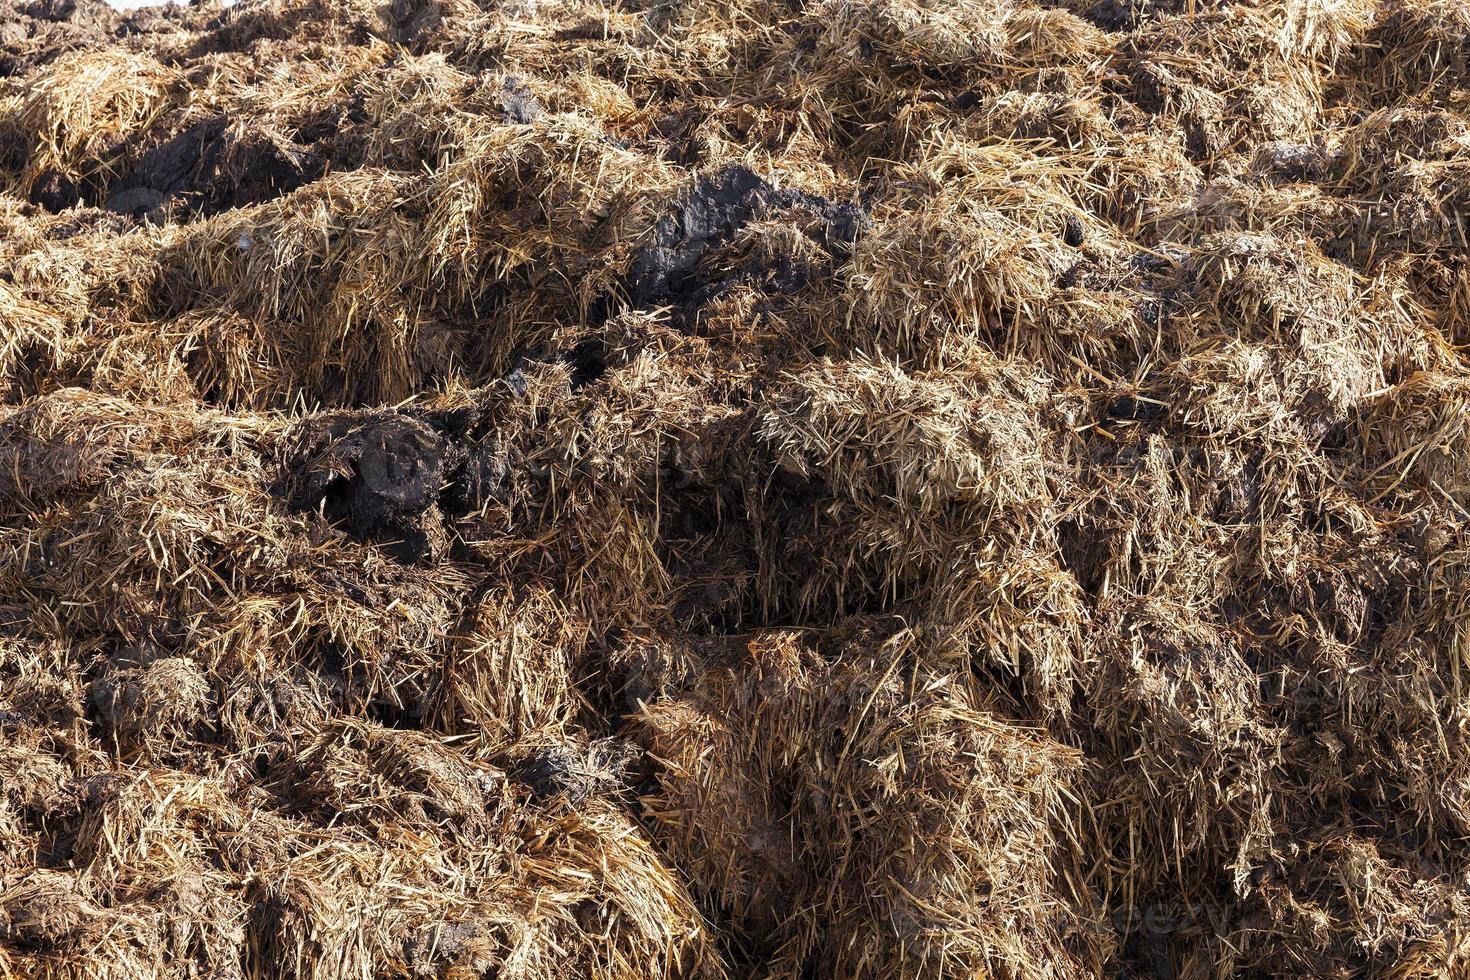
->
xmin=4 ymin=0 xmax=1470 ymax=976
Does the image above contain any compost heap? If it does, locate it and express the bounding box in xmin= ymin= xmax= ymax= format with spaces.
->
xmin=3 ymin=0 xmax=1470 ymax=976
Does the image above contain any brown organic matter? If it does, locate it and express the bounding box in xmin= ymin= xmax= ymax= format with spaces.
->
xmin=3 ymin=0 xmax=1470 ymax=977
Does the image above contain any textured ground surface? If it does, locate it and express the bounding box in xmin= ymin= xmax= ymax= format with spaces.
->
xmin=3 ymin=0 xmax=1470 ymax=977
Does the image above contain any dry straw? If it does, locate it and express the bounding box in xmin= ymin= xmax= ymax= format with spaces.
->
xmin=3 ymin=0 xmax=1470 ymax=975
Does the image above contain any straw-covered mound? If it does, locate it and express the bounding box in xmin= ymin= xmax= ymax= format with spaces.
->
xmin=3 ymin=0 xmax=1470 ymax=976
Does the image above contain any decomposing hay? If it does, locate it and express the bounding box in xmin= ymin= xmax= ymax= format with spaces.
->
xmin=4 ymin=0 xmax=1470 ymax=976
xmin=619 ymin=628 xmax=1108 ymax=978
xmin=1347 ymin=0 xmax=1470 ymax=104
xmin=0 ymin=49 xmax=180 ymax=208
